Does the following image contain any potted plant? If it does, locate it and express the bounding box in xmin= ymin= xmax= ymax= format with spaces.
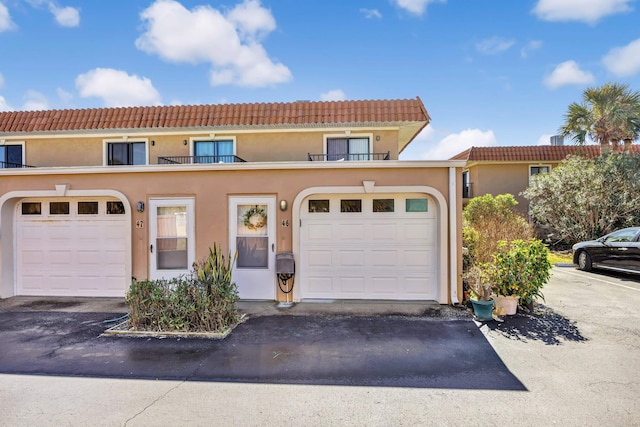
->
xmin=465 ymin=264 xmax=494 ymax=320
xmin=489 ymin=239 xmax=552 ymax=314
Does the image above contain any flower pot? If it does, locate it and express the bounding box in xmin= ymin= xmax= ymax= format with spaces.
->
xmin=494 ymin=295 xmax=519 ymax=316
xmin=470 ymin=299 xmax=494 ymax=320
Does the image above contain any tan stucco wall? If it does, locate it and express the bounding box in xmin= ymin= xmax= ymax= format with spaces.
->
xmin=0 ymin=164 xmax=459 ymax=302
xmin=15 ymin=129 xmax=400 ymax=167
xmin=467 ymin=162 xmax=559 ymax=214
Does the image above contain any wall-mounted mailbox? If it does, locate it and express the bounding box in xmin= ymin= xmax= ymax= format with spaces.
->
xmin=276 ymin=252 xmax=295 ymax=275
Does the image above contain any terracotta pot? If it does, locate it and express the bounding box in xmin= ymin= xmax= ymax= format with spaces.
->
xmin=494 ymin=295 xmax=519 ymax=316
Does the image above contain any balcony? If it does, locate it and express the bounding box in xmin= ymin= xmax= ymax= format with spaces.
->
xmin=307 ymin=151 xmax=390 ymax=161
xmin=1 ymin=161 xmax=35 ymax=168
xmin=157 ymin=155 xmax=247 ymax=164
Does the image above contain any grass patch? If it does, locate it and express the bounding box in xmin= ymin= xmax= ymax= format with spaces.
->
xmin=548 ymin=251 xmax=573 ymax=265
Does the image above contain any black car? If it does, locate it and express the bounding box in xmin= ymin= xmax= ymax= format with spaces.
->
xmin=572 ymin=227 xmax=640 ymax=274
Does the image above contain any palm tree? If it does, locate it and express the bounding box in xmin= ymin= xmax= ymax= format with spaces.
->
xmin=560 ymin=83 xmax=640 ymax=155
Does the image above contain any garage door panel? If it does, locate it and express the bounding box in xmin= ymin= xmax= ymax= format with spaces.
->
xmin=371 ymin=223 xmax=397 ymax=240
xmin=370 ymin=277 xmax=397 ymax=293
xmin=301 ymin=194 xmax=438 ymax=301
xmin=340 ymin=250 xmax=365 ymax=266
xmin=371 ymin=250 xmax=396 ymax=266
xmin=307 ymin=223 xmax=332 ymax=241
xmin=17 ymin=198 xmax=128 ymax=297
xmin=307 ymin=277 xmax=332 ymax=294
xmin=307 ymin=250 xmax=332 ymax=267
xmin=339 ymin=277 xmax=365 ymax=293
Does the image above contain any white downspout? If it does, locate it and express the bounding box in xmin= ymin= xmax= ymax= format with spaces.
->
xmin=449 ymin=166 xmax=459 ymax=304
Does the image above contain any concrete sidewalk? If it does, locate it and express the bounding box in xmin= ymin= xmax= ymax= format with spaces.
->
xmin=0 ymin=295 xmax=471 ymax=319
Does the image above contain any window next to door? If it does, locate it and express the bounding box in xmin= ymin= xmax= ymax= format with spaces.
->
xmin=193 ymin=139 xmax=235 ymax=163
xmin=0 ymin=144 xmax=25 ymax=168
xmin=326 ymin=136 xmax=371 ymax=161
xmin=106 ymin=141 xmax=146 ymax=166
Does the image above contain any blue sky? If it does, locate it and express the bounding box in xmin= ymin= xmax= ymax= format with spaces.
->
xmin=1 ymin=0 xmax=639 ymax=159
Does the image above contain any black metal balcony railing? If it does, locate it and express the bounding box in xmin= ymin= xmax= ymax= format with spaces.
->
xmin=157 ymin=155 xmax=247 ymax=164
xmin=308 ymin=152 xmax=390 ymax=161
xmin=0 ymin=161 xmax=35 ymax=168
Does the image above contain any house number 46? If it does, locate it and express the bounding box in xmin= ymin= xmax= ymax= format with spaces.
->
xmin=281 ymin=219 xmax=290 ymax=227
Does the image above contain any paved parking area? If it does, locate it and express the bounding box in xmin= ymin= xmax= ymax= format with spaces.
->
xmin=1 ymin=267 xmax=639 ymax=426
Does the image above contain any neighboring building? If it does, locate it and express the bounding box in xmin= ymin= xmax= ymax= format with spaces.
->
xmin=451 ymin=145 xmax=640 ymax=213
xmin=0 ymin=98 xmax=465 ymax=304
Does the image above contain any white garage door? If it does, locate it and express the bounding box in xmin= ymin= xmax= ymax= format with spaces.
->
xmin=300 ymin=193 xmax=438 ymax=300
xmin=16 ymin=198 xmax=128 ymax=297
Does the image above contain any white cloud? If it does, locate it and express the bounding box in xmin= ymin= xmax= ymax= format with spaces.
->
xmin=476 ymin=37 xmax=516 ymax=55
xmin=0 ymin=95 xmax=12 ymax=111
xmin=22 ymin=90 xmax=49 ymax=111
xmin=75 ymin=68 xmax=162 ymax=107
xmin=602 ymin=38 xmax=640 ymax=77
xmin=360 ymin=8 xmax=382 ymax=19
xmin=544 ymin=60 xmax=595 ymax=89
xmin=320 ymin=89 xmax=346 ymax=101
xmin=532 ymin=0 xmax=632 ymax=24
xmin=393 ymin=0 xmax=446 ymax=16
xmin=0 ymin=2 xmax=17 ymax=31
xmin=25 ymin=1 xmax=80 ymax=27
xmin=521 ymin=40 xmax=542 ymax=58
xmin=135 ymin=0 xmax=291 ymax=88
xmin=400 ymin=127 xmax=496 ymax=160
xmin=56 ymin=87 xmax=73 ymax=104
xmin=537 ymin=134 xmax=553 ymax=145
xmin=49 ymin=4 xmax=80 ymax=27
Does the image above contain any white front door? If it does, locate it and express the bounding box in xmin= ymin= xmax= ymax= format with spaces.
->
xmin=229 ymin=197 xmax=276 ymax=300
xmin=149 ymin=198 xmax=195 ymax=280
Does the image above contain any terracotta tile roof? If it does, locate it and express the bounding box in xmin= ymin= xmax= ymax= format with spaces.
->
xmin=450 ymin=145 xmax=640 ymax=162
xmin=0 ymin=98 xmax=430 ymax=133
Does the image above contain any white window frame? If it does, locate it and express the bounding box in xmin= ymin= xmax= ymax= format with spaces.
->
xmin=190 ymin=136 xmax=237 ymax=157
xmin=529 ymin=164 xmax=551 ymax=184
xmin=323 ymin=133 xmax=374 ymax=158
xmin=0 ymin=141 xmax=26 ymax=168
xmin=102 ymin=138 xmax=149 ymax=166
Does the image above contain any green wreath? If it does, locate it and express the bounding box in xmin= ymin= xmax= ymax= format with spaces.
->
xmin=243 ymin=206 xmax=267 ymax=230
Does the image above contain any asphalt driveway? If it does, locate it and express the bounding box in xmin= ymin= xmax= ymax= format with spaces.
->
xmin=2 ymin=267 xmax=640 ymax=426
xmin=0 ymin=308 xmax=523 ymax=390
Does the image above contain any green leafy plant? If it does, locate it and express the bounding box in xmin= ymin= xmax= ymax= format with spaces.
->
xmin=126 ymin=244 xmax=240 ymax=333
xmin=463 ymin=193 xmax=533 ymax=266
xmin=465 ymin=264 xmax=493 ymax=301
xmin=488 ymin=239 xmax=552 ymax=306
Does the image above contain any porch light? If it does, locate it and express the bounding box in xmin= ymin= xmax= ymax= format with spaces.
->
xmin=279 ymin=200 xmax=288 ymax=211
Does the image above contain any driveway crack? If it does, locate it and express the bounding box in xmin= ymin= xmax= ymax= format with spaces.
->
xmin=123 ymin=380 xmax=185 ymax=426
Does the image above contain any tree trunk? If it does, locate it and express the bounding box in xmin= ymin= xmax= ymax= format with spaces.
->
xmin=623 ymin=138 xmax=632 ymax=154
xmin=600 ymin=142 xmax=610 ymax=156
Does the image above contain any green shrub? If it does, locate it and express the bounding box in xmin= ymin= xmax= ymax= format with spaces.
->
xmin=126 ymin=244 xmax=239 ymax=333
xmin=488 ymin=239 xmax=552 ymax=305
xmin=463 ymin=194 xmax=533 ymax=266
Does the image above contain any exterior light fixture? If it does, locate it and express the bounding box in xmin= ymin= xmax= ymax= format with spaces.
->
xmin=151 ymin=140 xmax=155 ymax=146
xmin=279 ymin=200 xmax=288 ymax=211
xmin=136 ymin=201 xmax=145 ymax=212
xmin=183 ymin=140 xmax=188 ymax=146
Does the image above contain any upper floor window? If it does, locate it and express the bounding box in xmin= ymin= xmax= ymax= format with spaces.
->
xmin=194 ymin=140 xmax=234 ymax=163
xmin=327 ymin=137 xmax=370 ymax=161
xmin=529 ymin=165 xmax=550 ymax=184
xmin=107 ymin=142 xmax=146 ymax=166
xmin=0 ymin=145 xmax=24 ymax=168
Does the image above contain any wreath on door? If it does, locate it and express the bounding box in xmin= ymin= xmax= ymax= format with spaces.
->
xmin=243 ymin=205 xmax=267 ymax=230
